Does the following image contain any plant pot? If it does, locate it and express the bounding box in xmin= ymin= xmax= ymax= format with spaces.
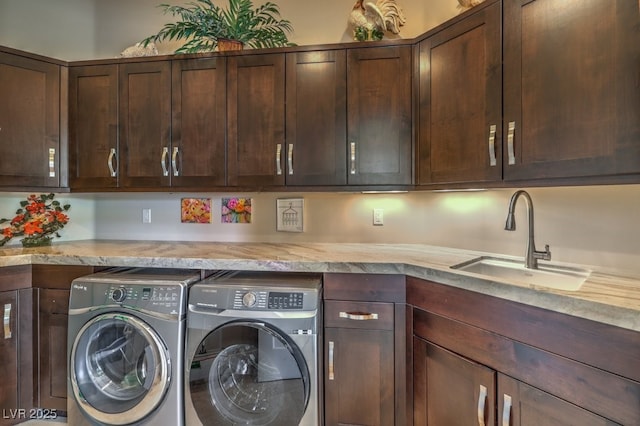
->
xmin=217 ymin=39 xmax=244 ymax=52
xmin=21 ymin=236 xmax=53 ymax=248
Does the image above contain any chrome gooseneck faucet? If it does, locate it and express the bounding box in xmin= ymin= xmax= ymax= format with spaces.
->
xmin=505 ymin=190 xmax=551 ymax=269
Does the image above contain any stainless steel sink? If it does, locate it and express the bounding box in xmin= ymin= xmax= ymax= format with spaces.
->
xmin=451 ymin=256 xmax=591 ymax=291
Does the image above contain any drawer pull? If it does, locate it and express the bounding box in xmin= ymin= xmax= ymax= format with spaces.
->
xmin=172 ymin=146 xmax=180 ymax=177
xmin=502 ymin=394 xmax=512 ymax=426
xmin=161 ymin=147 xmax=169 ymax=176
xmin=287 ymin=143 xmax=294 ymax=175
xmin=507 ymin=121 xmax=516 ymax=165
xmin=488 ymin=124 xmax=497 ymax=166
xmin=339 ymin=311 xmax=378 ymax=321
xmin=107 ymin=148 xmax=117 ymax=177
xmin=276 ymin=143 xmax=283 ymax=175
xmin=350 ymin=142 xmax=356 ymax=174
xmin=3 ymin=303 xmax=11 ymax=340
xmin=328 ymin=341 xmax=335 ymax=380
xmin=48 ymin=148 xmax=56 ymax=177
xmin=477 ymin=384 xmax=487 ymax=426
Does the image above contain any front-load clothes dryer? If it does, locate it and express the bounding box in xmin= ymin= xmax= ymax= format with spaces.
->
xmin=67 ymin=267 xmax=202 ymax=426
xmin=185 ymin=271 xmax=322 ymax=426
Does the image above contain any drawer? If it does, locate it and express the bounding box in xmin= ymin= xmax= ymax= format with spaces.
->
xmin=324 ymin=300 xmax=394 ymax=330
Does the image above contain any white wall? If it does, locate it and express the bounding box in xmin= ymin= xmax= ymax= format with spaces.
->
xmin=86 ymin=186 xmax=640 ymax=274
xmin=1 ymin=0 xmax=459 ymax=60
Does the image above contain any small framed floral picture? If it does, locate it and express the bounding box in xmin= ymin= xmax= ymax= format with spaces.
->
xmin=221 ymin=197 xmax=252 ymax=223
xmin=181 ymin=198 xmax=212 ymax=223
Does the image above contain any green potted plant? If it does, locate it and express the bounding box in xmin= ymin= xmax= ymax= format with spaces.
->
xmin=141 ymin=0 xmax=295 ymax=53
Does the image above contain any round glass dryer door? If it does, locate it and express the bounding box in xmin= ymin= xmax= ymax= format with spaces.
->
xmin=70 ymin=313 xmax=170 ymax=425
xmin=189 ymin=320 xmax=310 ymax=426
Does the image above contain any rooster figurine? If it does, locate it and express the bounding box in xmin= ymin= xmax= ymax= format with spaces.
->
xmin=349 ymin=0 xmax=407 ymax=41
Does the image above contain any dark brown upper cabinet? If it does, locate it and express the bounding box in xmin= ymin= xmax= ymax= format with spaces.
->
xmin=227 ymin=53 xmax=286 ymax=187
xmin=503 ymin=0 xmax=640 ymax=182
xmin=119 ymin=60 xmax=172 ymax=188
xmin=171 ymin=57 xmax=227 ymax=188
xmin=68 ymin=64 xmax=119 ymax=189
xmin=417 ymin=0 xmax=502 ymax=185
xmin=0 ymin=49 xmax=63 ymax=188
xmin=347 ymin=46 xmax=413 ymax=186
xmin=285 ymin=50 xmax=348 ymax=186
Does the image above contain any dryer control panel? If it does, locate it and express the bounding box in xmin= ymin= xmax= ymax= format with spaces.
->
xmin=232 ymin=290 xmax=305 ymax=310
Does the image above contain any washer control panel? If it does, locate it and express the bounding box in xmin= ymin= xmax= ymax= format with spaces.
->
xmin=108 ymin=285 xmax=182 ymax=314
xmin=232 ymin=290 xmax=304 ymax=310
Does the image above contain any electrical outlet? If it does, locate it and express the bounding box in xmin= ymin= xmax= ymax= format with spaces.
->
xmin=142 ymin=208 xmax=152 ymax=224
xmin=373 ymin=208 xmax=384 ymax=226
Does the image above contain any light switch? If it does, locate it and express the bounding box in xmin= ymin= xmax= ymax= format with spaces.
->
xmin=373 ymin=208 xmax=384 ymax=226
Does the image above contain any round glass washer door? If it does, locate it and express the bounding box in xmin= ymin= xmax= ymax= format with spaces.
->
xmin=70 ymin=313 xmax=170 ymax=425
xmin=189 ymin=320 xmax=310 ymax=426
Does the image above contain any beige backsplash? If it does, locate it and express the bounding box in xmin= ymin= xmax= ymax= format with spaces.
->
xmin=3 ymin=185 xmax=637 ymax=274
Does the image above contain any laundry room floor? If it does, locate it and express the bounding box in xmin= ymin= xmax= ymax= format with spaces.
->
xmin=20 ymin=419 xmax=66 ymax=425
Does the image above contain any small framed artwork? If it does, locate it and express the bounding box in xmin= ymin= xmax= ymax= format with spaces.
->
xmin=221 ymin=197 xmax=252 ymax=223
xmin=181 ymin=198 xmax=212 ymax=223
xmin=277 ymin=198 xmax=304 ymax=232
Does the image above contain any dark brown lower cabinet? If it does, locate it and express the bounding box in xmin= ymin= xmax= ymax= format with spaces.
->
xmin=414 ymin=338 xmax=618 ymax=426
xmin=323 ymin=273 xmax=406 ymax=426
xmin=408 ymin=277 xmax=639 ymax=426
xmin=38 ymin=289 xmax=69 ymax=411
xmin=0 ymin=291 xmax=19 ymax=425
xmin=324 ymin=302 xmax=395 ymax=425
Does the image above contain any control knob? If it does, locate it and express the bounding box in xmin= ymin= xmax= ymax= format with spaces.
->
xmin=111 ymin=287 xmax=127 ymax=303
xmin=242 ymin=292 xmax=257 ymax=307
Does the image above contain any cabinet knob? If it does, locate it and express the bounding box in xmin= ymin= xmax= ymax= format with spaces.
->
xmin=488 ymin=125 xmax=497 ymax=167
xmin=276 ymin=143 xmax=283 ymax=175
xmin=107 ymin=148 xmax=117 ymax=177
xmin=172 ymin=146 xmax=180 ymax=177
xmin=477 ymin=384 xmax=488 ymax=426
xmin=350 ymin=142 xmax=357 ymax=175
xmin=507 ymin=121 xmax=516 ymax=165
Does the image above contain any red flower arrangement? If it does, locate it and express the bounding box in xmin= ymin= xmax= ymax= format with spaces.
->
xmin=0 ymin=193 xmax=70 ymax=247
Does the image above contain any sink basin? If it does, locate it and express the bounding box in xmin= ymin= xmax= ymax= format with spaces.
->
xmin=451 ymin=256 xmax=591 ymax=291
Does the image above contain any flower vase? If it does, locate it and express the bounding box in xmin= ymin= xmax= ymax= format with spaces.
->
xmin=21 ymin=236 xmax=53 ymax=248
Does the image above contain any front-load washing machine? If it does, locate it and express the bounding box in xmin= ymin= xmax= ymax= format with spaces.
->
xmin=67 ymin=267 xmax=202 ymax=426
xmin=185 ymin=271 xmax=322 ymax=426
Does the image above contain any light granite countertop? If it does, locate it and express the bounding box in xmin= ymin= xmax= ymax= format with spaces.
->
xmin=1 ymin=240 xmax=639 ymax=332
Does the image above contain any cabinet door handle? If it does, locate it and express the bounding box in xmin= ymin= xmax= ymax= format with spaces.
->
xmin=107 ymin=148 xmax=117 ymax=177
xmin=3 ymin=303 xmax=11 ymax=340
xmin=328 ymin=341 xmax=335 ymax=380
xmin=339 ymin=311 xmax=378 ymax=321
xmin=507 ymin=121 xmax=516 ymax=165
xmin=276 ymin=143 xmax=283 ymax=175
xmin=502 ymin=394 xmax=512 ymax=426
xmin=287 ymin=143 xmax=294 ymax=175
xmin=477 ymin=384 xmax=488 ymax=426
xmin=48 ymin=148 xmax=56 ymax=177
xmin=488 ymin=125 xmax=497 ymax=167
xmin=161 ymin=147 xmax=169 ymax=176
xmin=172 ymin=146 xmax=180 ymax=177
xmin=350 ymin=142 xmax=356 ymax=175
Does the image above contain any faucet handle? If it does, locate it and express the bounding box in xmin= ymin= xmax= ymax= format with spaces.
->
xmin=535 ymin=244 xmax=552 ymax=261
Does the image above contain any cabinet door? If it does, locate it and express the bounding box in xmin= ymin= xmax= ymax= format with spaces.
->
xmin=414 ymin=339 xmax=496 ymax=426
xmin=0 ymin=291 xmax=18 ymax=423
xmin=498 ymin=374 xmax=620 ymax=426
xmin=324 ymin=301 xmax=395 ymax=426
xmin=347 ymin=46 xmax=412 ymax=186
xmin=503 ymin=0 xmax=640 ymax=181
xmin=38 ymin=289 xmax=69 ymax=411
xmin=68 ymin=64 xmax=119 ymax=189
xmin=285 ymin=50 xmax=347 ymax=186
xmin=0 ymin=52 xmax=61 ymax=188
xmin=418 ymin=1 xmax=502 ymax=185
xmin=227 ymin=54 xmax=285 ymax=187
xmin=119 ymin=61 xmax=172 ymax=188
xmin=171 ymin=58 xmax=227 ymax=188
